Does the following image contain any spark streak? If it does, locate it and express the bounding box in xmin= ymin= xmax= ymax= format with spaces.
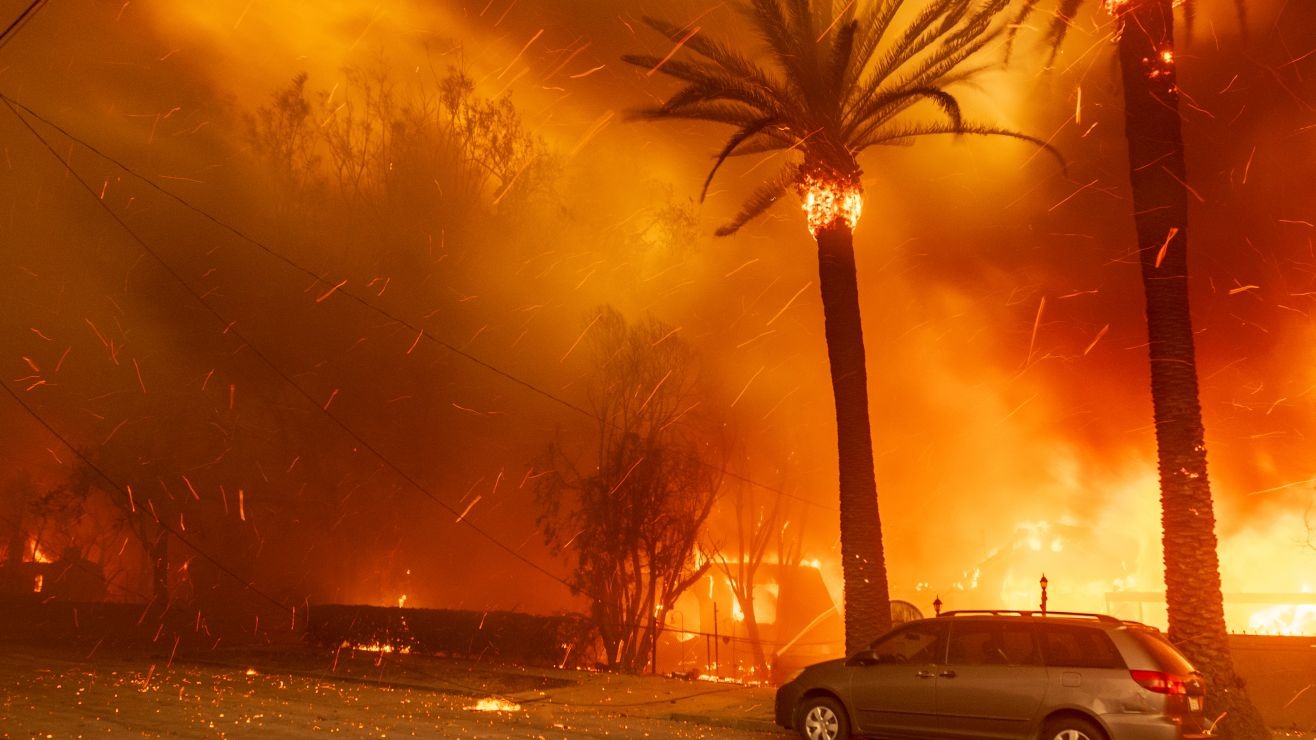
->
xmin=1154 ymin=227 xmax=1180 ymax=268
xmin=766 ymin=282 xmax=813 ymax=326
xmin=316 ymin=280 xmax=348 ymax=303
xmin=646 ymin=26 xmax=700 ymax=77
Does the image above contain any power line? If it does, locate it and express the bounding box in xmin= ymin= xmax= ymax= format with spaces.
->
xmin=0 ymin=92 xmax=837 ymax=515
xmin=0 ymin=0 xmax=48 ymax=51
xmin=1 ymin=94 xmax=579 ymax=595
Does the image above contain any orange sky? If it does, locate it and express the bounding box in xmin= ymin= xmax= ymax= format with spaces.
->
xmin=0 ymin=0 xmax=1313 ymax=634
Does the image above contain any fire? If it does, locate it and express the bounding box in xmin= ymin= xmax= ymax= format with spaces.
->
xmin=1248 ymin=604 xmax=1316 ymax=636
xmin=799 ymin=173 xmax=863 ymax=236
xmin=467 ymin=698 xmax=521 ymax=712
xmin=339 ymin=640 xmax=412 ymax=655
xmin=26 ymin=537 xmax=53 ymax=564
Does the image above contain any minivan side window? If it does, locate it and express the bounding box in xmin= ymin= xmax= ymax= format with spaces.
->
xmin=870 ymin=621 xmax=948 ymax=664
xmin=1038 ymin=624 xmax=1125 ymax=669
xmin=947 ymin=622 xmax=1039 ymax=666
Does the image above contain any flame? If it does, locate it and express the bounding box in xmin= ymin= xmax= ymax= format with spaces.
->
xmin=467 ymin=698 xmax=521 ymax=712
xmin=340 ymin=640 xmax=412 ymax=655
xmin=26 ymin=537 xmax=53 ymax=564
xmin=397 ymin=594 xmax=407 ymax=608
xmin=799 ymin=173 xmax=863 ymax=236
xmin=1247 ymin=595 xmax=1316 ymax=636
xmin=932 ymin=508 xmax=1316 ymax=636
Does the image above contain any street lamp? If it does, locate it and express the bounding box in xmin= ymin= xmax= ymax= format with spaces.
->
xmin=1039 ymin=574 xmax=1049 ymax=615
xmin=933 ymin=595 xmax=943 ymax=617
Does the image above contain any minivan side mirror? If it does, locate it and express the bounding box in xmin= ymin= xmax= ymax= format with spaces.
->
xmin=847 ymin=649 xmax=881 ymax=666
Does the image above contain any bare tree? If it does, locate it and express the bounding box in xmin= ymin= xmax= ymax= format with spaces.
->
xmin=535 ymin=307 xmax=723 ymax=672
xmin=245 ymin=72 xmax=321 ymax=218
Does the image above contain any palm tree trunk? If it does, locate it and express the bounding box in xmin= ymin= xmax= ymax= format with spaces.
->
xmin=814 ymin=221 xmax=892 ymax=654
xmin=1117 ymin=4 xmax=1268 ymax=737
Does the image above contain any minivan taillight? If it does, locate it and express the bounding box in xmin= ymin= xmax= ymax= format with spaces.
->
xmin=1130 ymin=670 xmax=1188 ymax=695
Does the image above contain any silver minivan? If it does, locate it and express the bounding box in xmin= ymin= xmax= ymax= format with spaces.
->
xmin=774 ymin=610 xmax=1210 ymax=740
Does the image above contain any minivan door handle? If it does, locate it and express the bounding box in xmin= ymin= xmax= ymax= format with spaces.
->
xmin=916 ymin=670 xmax=936 ymax=679
xmin=939 ymin=670 xmax=957 ymax=679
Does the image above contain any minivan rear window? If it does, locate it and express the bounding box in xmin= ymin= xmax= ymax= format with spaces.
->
xmin=1128 ymin=629 xmax=1195 ymax=674
xmin=1039 ymin=624 xmax=1125 ymax=669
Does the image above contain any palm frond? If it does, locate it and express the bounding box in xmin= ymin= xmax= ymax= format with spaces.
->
xmin=701 ymin=117 xmax=783 ymax=201
xmin=1004 ymin=0 xmax=1046 ymax=61
xmin=1010 ymin=0 xmax=1085 ymax=65
xmin=620 ymin=56 xmax=792 ymax=121
xmin=856 ymin=121 xmax=1066 ymax=172
xmin=716 ymin=128 xmax=800 ymax=158
xmin=847 ymin=0 xmax=910 ymax=89
xmin=745 ymin=0 xmax=813 ymax=102
xmin=626 ymin=100 xmax=768 ymax=128
xmin=713 ymin=163 xmax=798 ymax=236
xmin=638 ymin=16 xmax=786 ymax=100
xmin=845 ymin=86 xmax=964 ymax=144
xmin=625 ymin=0 xmax=1055 ymax=236
xmin=867 ymin=0 xmax=967 ymax=83
xmin=830 ymin=20 xmax=860 ymax=103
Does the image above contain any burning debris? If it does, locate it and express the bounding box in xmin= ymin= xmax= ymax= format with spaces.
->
xmin=466 ymin=697 xmax=522 ymax=713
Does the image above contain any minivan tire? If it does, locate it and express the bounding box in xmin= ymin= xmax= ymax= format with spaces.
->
xmin=1040 ymin=716 xmax=1107 ymax=740
xmin=797 ymin=695 xmax=849 ymax=740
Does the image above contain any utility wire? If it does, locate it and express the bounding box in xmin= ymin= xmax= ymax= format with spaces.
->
xmin=0 ymin=0 xmax=47 ymax=51
xmin=2 ymin=94 xmax=578 ymax=595
xmin=0 ymin=92 xmax=837 ymax=515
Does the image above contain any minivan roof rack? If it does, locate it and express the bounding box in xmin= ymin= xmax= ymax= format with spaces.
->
xmin=937 ymin=610 xmax=1120 ymax=623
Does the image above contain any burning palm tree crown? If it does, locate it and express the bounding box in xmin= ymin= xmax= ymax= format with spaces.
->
xmin=623 ymin=0 xmax=1051 ymax=237
xmin=625 ymin=0 xmax=1055 ymax=653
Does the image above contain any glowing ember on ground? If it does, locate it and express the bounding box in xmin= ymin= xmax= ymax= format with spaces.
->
xmin=466 ymin=697 xmax=521 ymax=712
xmin=339 ymin=640 xmax=411 ymax=654
xmin=799 ymin=173 xmax=863 ymax=236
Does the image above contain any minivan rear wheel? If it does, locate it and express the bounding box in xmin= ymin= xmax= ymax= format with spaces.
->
xmin=797 ymin=695 xmax=849 ymax=740
xmin=1040 ymin=716 xmax=1107 ymax=740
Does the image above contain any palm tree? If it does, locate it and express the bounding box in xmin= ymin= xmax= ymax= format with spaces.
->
xmin=1014 ymin=1 xmax=1268 ymax=736
xmin=623 ymin=0 xmax=1055 ymax=654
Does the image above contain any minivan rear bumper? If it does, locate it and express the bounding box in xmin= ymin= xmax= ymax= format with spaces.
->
xmin=1102 ymin=713 xmax=1211 ymax=740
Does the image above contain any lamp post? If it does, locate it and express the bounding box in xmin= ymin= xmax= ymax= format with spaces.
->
xmin=933 ymin=595 xmax=943 ymax=617
xmin=1039 ymin=574 xmax=1049 ymax=615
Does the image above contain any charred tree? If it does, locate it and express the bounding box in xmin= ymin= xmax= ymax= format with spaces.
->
xmin=535 ymin=307 xmax=723 ymax=673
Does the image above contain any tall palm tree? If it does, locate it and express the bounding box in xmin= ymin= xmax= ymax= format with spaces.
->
xmin=1015 ymin=1 xmax=1268 ymax=736
xmin=624 ymin=0 xmax=1054 ymax=654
